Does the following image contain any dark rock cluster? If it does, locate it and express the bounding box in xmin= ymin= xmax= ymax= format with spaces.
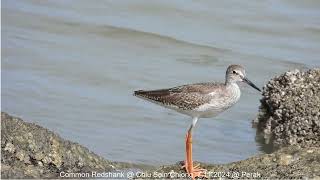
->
xmin=255 ymin=68 xmax=320 ymax=148
xmin=1 ymin=112 xmax=139 ymax=179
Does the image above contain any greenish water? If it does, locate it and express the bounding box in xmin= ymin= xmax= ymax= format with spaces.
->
xmin=2 ymin=0 xmax=319 ymax=165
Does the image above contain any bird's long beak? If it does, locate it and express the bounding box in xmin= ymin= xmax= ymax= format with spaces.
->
xmin=242 ymin=77 xmax=261 ymax=92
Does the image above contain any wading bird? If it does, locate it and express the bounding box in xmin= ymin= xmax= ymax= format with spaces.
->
xmin=134 ymin=65 xmax=261 ymax=179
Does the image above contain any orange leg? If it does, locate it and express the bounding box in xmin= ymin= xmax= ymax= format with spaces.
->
xmin=182 ymin=129 xmax=207 ymax=179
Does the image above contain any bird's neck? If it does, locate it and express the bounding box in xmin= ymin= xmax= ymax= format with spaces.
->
xmin=225 ymin=76 xmax=233 ymax=85
xmin=225 ymin=81 xmax=238 ymax=88
xmin=225 ymin=79 xmax=235 ymax=86
xmin=226 ymin=82 xmax=241 ymax=101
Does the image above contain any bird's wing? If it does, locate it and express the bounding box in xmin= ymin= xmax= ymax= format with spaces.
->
xmin=134 ymin=82 xmax=224 ymax=110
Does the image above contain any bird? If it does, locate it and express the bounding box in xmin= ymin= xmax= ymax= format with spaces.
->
xmin=134 ymin=64 xmax=261 ymax=179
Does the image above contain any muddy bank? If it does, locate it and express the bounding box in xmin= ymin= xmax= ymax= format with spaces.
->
xmin=255 ymin=68 xmax=320 ymax=148
xmin=1 ymin=112 xmax=149 ymax=179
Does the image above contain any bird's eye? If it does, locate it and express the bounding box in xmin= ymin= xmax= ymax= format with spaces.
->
xmin=232 ymin=70 xmax=237 ymax=74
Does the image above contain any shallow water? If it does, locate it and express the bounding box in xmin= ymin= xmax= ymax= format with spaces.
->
xmin=2 ymin=0 xmax=319 ymax=165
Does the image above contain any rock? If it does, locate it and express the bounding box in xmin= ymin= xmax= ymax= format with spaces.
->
xmin=277 ymin=154 xmax=293 ymax=166
xmin=2 ymin=111 xmax=319 ymax=179
xmin=15 ymin=150 xmax=26 ymax=162
xmin=1 ymin=112 xmax=147 ymax=179
xmin=255 ymin=68 xmax=320 ymax=148
xmin=4 ymin=143 xmax=15 ymax=153
xmin=145 ymin=146 xmax=320 ymax=179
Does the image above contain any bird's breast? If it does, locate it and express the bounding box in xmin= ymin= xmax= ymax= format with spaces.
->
xmin=194 ymin=84 xmax=241 ymax=118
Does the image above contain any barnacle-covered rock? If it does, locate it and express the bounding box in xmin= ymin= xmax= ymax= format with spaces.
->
xmin=255 ymin=68 xmax=320 ymax=148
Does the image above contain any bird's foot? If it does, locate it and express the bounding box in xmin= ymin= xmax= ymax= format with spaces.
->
xmin=181 ymin=161 xmax=201 ymax=169
xmin=181 ymin=161 xmax=207 ymax=179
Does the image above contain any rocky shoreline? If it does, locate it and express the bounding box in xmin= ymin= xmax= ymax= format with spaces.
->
xmin=151 ymin=145 xmax=320 ymax=179
xmin=2 ymin=68 xmax=320 ymax=179
xmin=2 ymin=112 xmax=320 ymax=179
xmin=1 ymin=112 xmax=151 ymax=179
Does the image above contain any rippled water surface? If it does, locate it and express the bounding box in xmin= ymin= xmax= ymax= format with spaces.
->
xmin=2 ymin=0 xmax=320 ymax=165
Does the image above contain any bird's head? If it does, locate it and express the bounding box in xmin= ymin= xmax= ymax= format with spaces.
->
xmin=226 ymin=64 xmax=261 ymax=92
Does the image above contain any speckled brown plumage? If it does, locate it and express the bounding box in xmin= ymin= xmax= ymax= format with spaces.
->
xmin=134 ymin=82 xmax=227 ymax=110
xmin=134 ymin=65 xmax=260 ymax=118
